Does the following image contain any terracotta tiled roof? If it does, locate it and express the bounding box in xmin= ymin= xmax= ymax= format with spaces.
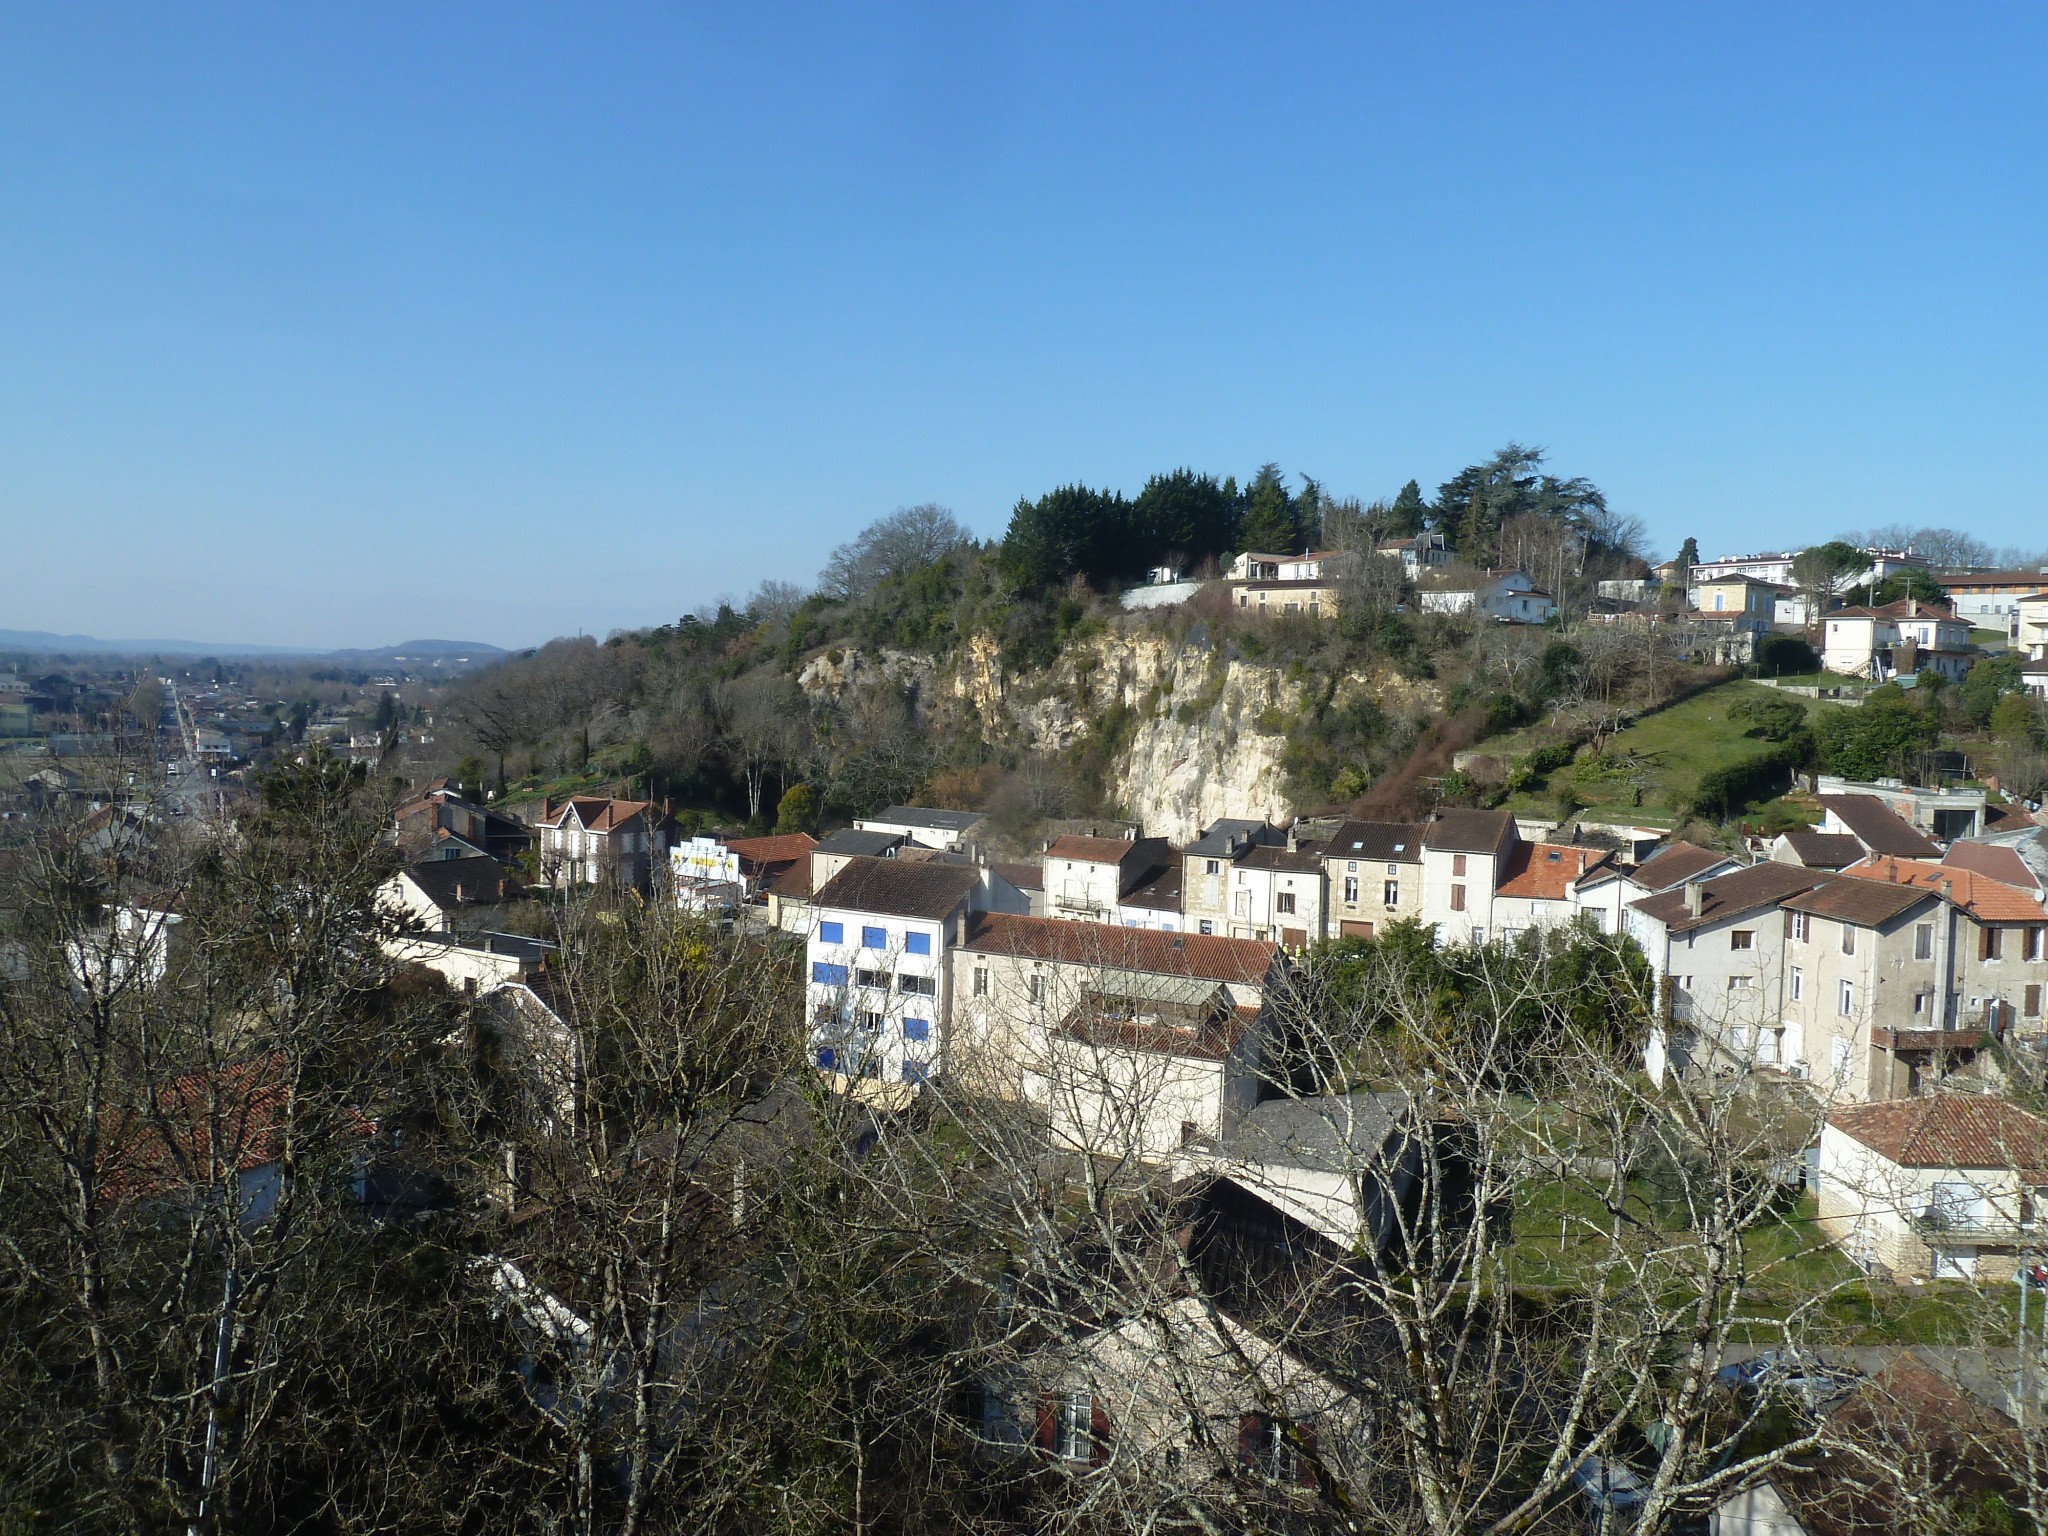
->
xmin=1046 ymin=834 xmax=1143 ymax=864
xmin=543 ymin=796 xmax=656 ymax=833
xmin=1839 ymin=856 xmax=2048 ymax=923
xmin=1942 ymin=840 xmax=2043 ymax=892
xmin=725 ymin=832 xmax=817 ymax=869
xmin=1776 ymin=831 xmax=1865 ymax=869
xmin=1817 ymin=795 xmax=1941 ymax=858
xmin=1629 ymin=862 xmax=1826 ymax=935
xmin=1630 ymin=842 xmax=1734 ymax=891
xmin=1495 ymin=843 xmax=1613 ymax=900
xmin=99 ymin=1053 xmax=369 ymax=1205
xmin=1422 ymin=809 xmax=1517 ymax=855
xmin=1054 ymin=999 xmax=1254 ymax=1062
xmin=992 ymin=860 xmax=1044 ymax=892
xmin=960 ymin=912 xmax=1276 ymax=985
xmin=811 ymin=857 xmax=982 ymax=920
xmin=1829 ymin=1093 xmax=2048 ymax=1173
xmin=1781 ymin=873 xmax=1933 ymax=928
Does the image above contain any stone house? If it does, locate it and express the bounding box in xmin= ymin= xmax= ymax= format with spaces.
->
xmin=1311 ymin=819 xmax=1425 ymax=939
xmin=534 ymin=797 xmax=670 ymax=893
xmin=950 ymin=914 xmax=1276 ymax=1159
xmin=1418 ymin=809 xmax=1521 ymax=945
xmin=1816 ymin=1094 xmax=2048 ymax=1282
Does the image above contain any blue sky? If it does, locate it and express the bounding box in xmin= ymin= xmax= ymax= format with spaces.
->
xmin=3 ymin=3 xmax=2045 ymax=649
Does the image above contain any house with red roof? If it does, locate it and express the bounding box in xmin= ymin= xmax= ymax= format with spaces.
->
xmin=1816 ymin=1093 xmax=2048 ymax=1281
xmin=951 ymin=912 xmax=1280 ymax=1160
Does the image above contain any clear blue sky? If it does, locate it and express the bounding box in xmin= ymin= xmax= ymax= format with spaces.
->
xmin=4 ymin=4 xmax=2045 ymax=650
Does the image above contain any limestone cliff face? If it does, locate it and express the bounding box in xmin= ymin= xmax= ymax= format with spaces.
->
xmin=1008 ymin=632 xmax=1304 ymax=843
xmin=797 ymin=627 xmax=1438 ymax=844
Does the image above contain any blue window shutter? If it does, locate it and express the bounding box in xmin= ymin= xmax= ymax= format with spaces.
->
xmin=905 ymin=931 xmax=932 ymax=956
xmin=819 ymin=921 xmax=843 ymax=944
xmin=903 ymin=1061 xmax=928 ymax=1085
xmin=817 ymin=1047 xmax=836 ymax=1070
xmin=863 ymin=926 xmax=886 ymax=949
xmin=905 ymin=1018 xmax=929 ymax=1041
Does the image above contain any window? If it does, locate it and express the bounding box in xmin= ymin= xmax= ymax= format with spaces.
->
xmin=855 ymin=967 xmax=888 ymax=989
xmin=816 ymin=1046 xmax=836 ymax=1070
xmin=1915 ymin=923 xmax=1933 ymax=961
xmin=1384 ymin=880 xmax=1400 ymax=906
xmin=862 ymin=925 xmax=886 ymax=950
xmin=1982 ymin=927 xmax=2004 ymax=962
xmin=1788 ymin=911 xmax=1809 ymax=943
xmin=1386 ymin=862 xmax=1400 ymax=875
xmin=1470 ymin=927 xmax=1484 ymax=945
xmin=1790 ymin=966 xmax=1804 ymax=1001
xmin=1453 ymin=854 xmax=1468 ymax=877
xmin=1730 ymin=930 xmax=1754 ymax=951
xmin=1028 ymin=975 xmax=1046 ymax=1004
xmin=1839 ymin=980 xmax=1855 ymax=1017
xmin=1277 ymin=892 xmax=1297 ymax=915
xmin=1198 ymin=920 xmax=1213 ymax=935
xmin=1841 ymin=925 xmax=1856 ymax=957
xmin=1240 ymin=1413 xmax=1316 ymax=1487
xmin=898 ymin=974 xmax=936 ymax=997
xmin=972 ymin=967 xmax=989 ymax=998
xmin=1727 ymin=975 xmax=1752 ymax=991
xmin=811 ymin=962 xmax=848 ymax=986
xmin=857 ymin=1010 xmax=884 ymax=1032
xmin=2027 ymin=927 xmax=2045 ymax=962
xmin=1450 ymin=884 xmax=1466 ymax=912
xmin=1343 ymin=876 xmax=1359 ymax=905
xmin=1057 ymin=1393 xmax=1095 ymax=1462
xmin=1914 ymin=990 xmax=1932 ymax=1015
xmin=1205 ymin=859 xmax=1221 ymax=875
xmin=819 ymin=921 xmax=844 ymax=944
xmin=904 ymin=932 xmax=932 ymax=956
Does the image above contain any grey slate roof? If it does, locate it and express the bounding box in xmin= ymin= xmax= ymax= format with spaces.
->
xmin=1818 ymin=795 xmax=1942 ymax=858
xmin=1422 ymin=809 xmax=1517 ymax=855
xmin=866 ymin=806 xmax=987 ymax=833
xmin=1185 ymin=819 xmax=1284 ymax=858
xmin=1217 ymin=1093 xmax=1411 ymax=1173
xmin=1317 ymin=820 xmax=1425 ymax=864
xmin=811 ymin=857 xmax=983 ymax=920
xmin=813 ymin=828 xmax=907 ymax=858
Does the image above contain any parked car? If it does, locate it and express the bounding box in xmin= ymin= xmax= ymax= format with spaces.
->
xmin=1713 ymin=1349 xmax=1858 ymax=1412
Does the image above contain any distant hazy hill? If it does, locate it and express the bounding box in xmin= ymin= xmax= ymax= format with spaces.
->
xmin=0 ymin=630 xmax=508 ymax=668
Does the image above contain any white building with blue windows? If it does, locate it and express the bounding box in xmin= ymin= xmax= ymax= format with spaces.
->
xmin=806 ymin=857 xmax=1028 ymax=1091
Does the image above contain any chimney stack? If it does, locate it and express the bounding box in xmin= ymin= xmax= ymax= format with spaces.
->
xmin=1684 ymin=880 xmax=1705 ymax=918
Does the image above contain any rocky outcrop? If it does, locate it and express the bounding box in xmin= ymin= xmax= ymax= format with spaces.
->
xmin=1002 ymin=632 xmax=1305 ymax=843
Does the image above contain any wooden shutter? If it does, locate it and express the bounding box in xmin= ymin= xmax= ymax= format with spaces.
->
xmin=1035 ymin=1399 xmax=1056 ymax=1453
xmin=1293 ymin=1422 xmax=1320 ymax=1488
xmin=1237 ymin=1412 xmax=1262 ymax=1467
xmin=1089 ymin=1398 xmax=1112 ymax=1467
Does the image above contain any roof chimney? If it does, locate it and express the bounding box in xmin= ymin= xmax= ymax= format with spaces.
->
xmin=1684 ymin=880 xmax=1705 ymax=918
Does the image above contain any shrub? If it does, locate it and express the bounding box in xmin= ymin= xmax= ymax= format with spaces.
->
xmin=1690 ymin=744 xmax=1798 ymax=821
xmin=1755 ymin=635 xmax=1818 ymax=677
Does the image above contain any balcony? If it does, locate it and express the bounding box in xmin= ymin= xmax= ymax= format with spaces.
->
xmin=1910 ymin=1210 xmax=2039 ymax=1247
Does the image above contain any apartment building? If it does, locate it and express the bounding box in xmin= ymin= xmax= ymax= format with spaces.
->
xmin=1623 ymin=862 xmax=1827 ymax=1082
xmin=805 ymin=858 xmax=1028 ymax=1092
